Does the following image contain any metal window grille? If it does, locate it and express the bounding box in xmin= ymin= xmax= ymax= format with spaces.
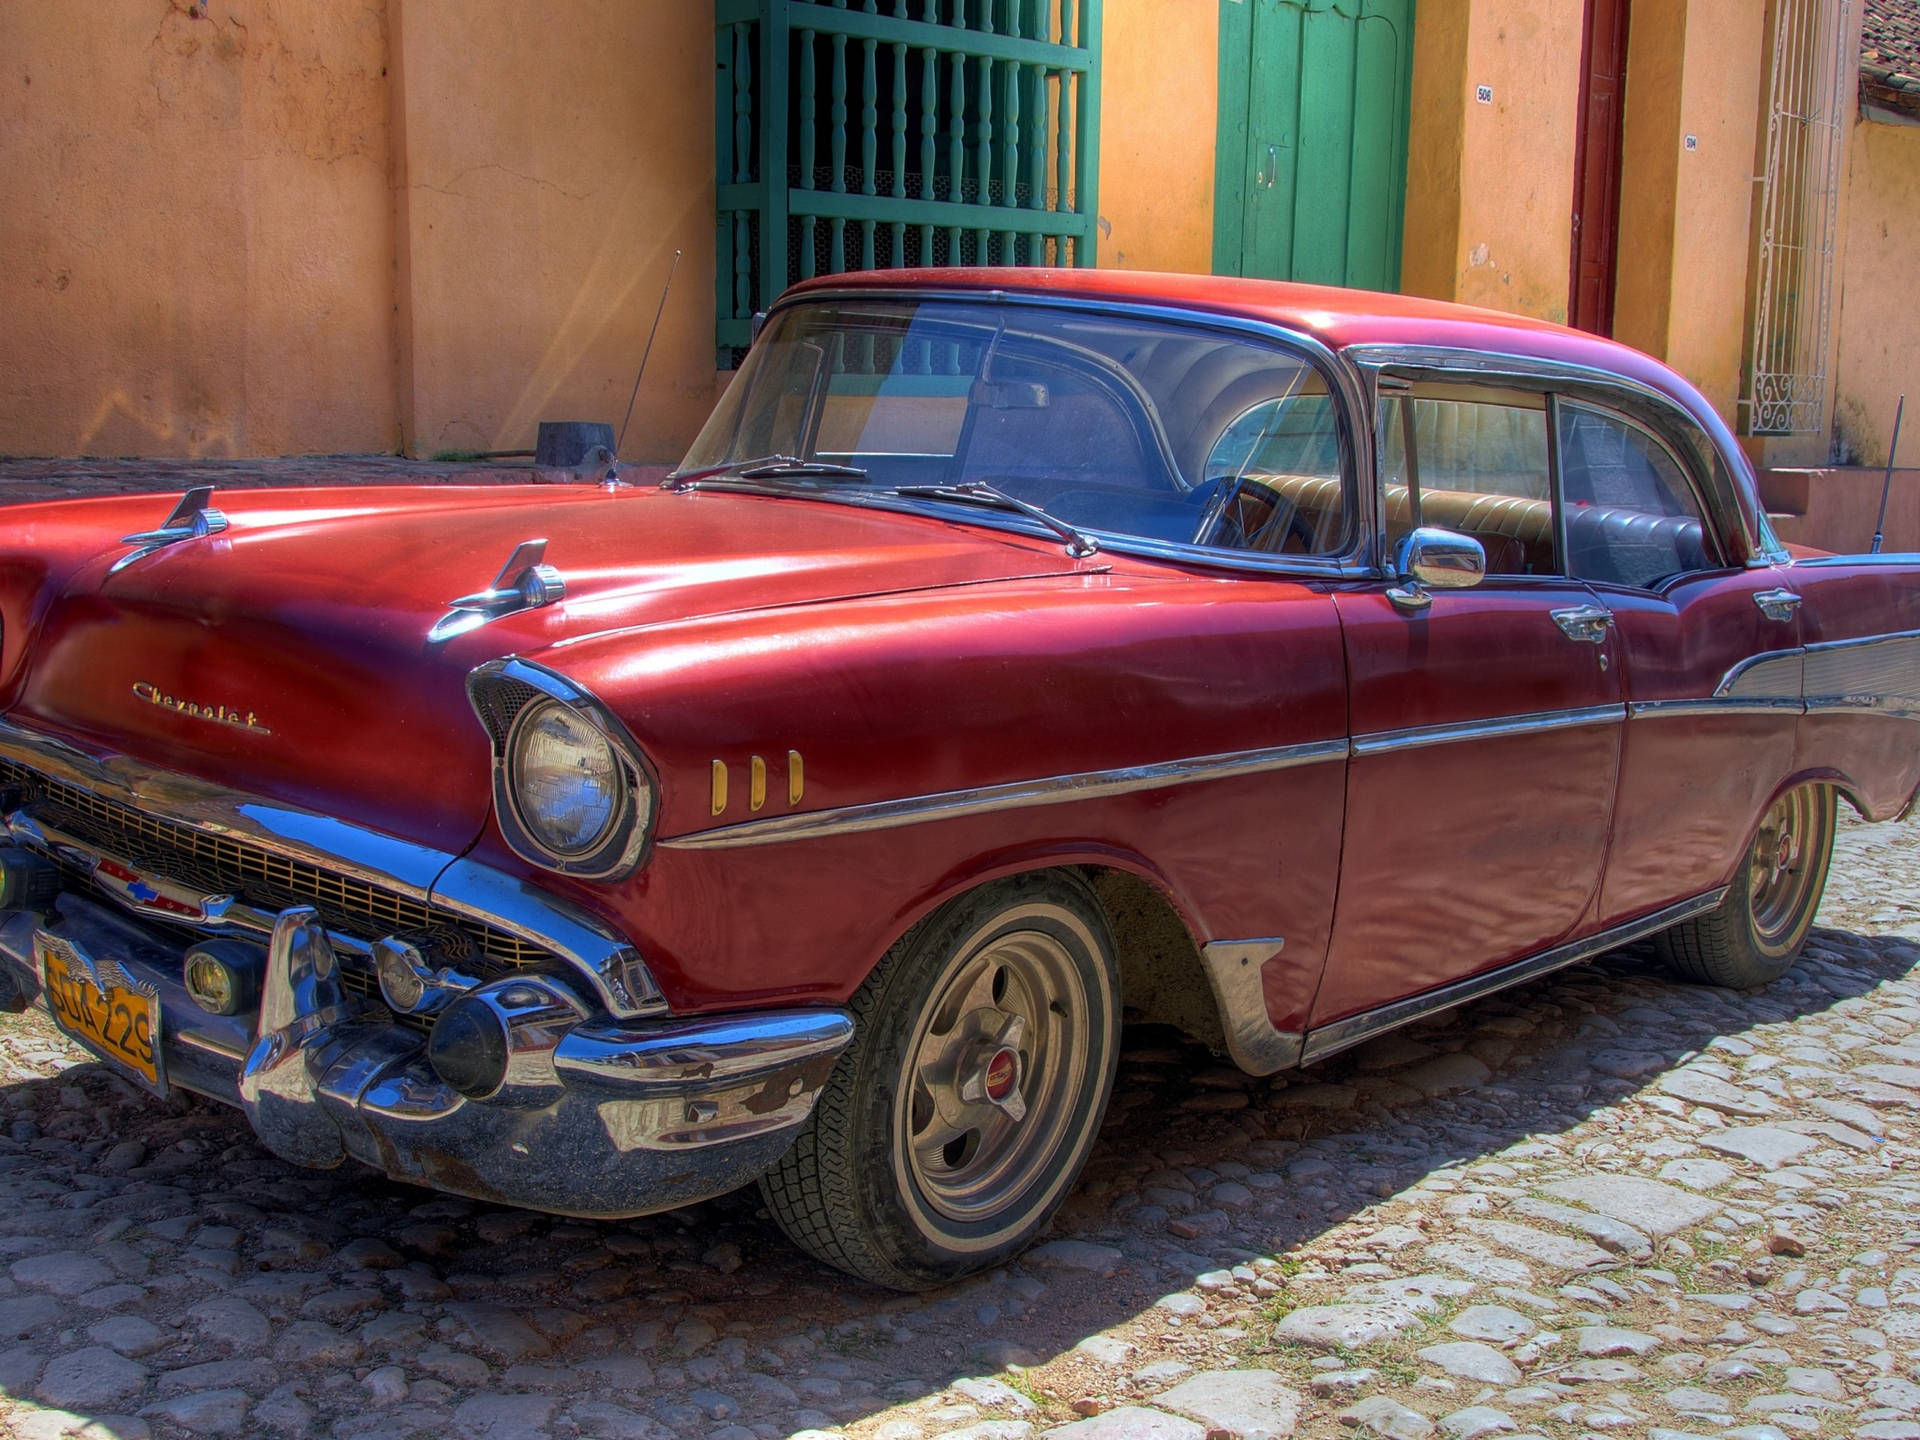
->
xmin=715 ymin=0 xmax=1101 ymax=364
xmin=1744 ymin=0 xmax=1854 ymax=435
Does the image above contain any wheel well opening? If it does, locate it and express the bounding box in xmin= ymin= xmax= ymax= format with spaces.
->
xmin=1083 ymin=866 xmax=1226 ymax=1056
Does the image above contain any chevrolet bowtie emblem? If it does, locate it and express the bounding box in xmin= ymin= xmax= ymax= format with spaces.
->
xmin=131 ymin=681 xmax=272 ymax=735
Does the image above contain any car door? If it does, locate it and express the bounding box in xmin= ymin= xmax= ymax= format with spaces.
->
xmin=1310 ymin=380 xmax=1624 ymax=1043
xmin=1550 ymin=397 xmax=1809 ymax=926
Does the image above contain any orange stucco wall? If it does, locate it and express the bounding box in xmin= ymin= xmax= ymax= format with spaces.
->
xmin=1612 ymin=0 xmax=1765 ymax=426
xmin=1831 ymin=118 xmax=1920 ymax=469
xmin=1400 ymin=0 xmax=1583 ymax=324
xmin=390 ymin=2 xmax=715 ymax=463
xmin=1096 ymin=0 xmax=1217 ymax=272
xmin=0 ymin=2 xmax=399 ymax=458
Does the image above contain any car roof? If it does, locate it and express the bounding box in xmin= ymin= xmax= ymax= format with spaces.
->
xmin=796 ymin=266 xmax=1708 ymax=408
xmin=784 ymin=266 xmax=1774 ymax=559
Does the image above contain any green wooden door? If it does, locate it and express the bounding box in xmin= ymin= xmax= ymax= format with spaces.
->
xmin=1214 ymin=0 xmax=1414 ymax=291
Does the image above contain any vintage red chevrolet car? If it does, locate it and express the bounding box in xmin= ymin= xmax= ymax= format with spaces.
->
xmin=2 ymin=269 xmax=1917 ymax=1288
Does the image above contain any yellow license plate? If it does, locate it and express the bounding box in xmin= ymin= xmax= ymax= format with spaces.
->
xmin=36 ymin=936 xmax=166 ymax=1094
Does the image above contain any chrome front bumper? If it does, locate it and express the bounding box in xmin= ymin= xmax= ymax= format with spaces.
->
xmin=0 ymin=894 xmax=853 ymax=1217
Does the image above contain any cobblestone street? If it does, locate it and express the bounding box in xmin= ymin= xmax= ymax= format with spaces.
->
xmin=1 ymin=808 xmax=1918 ymax=1440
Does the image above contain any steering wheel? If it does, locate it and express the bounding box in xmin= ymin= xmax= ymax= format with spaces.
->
xmin=1190 ymin=476 xmax=1314 ymax=552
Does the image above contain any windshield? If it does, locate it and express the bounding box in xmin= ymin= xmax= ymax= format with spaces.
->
xmin=679 ymin=299 xmax=1356 ymax=557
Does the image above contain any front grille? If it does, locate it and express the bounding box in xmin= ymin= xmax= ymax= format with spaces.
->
xmin=0 ymin=758 xmax=551 ymax=974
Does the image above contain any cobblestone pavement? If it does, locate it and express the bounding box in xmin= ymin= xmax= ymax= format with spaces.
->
xmin=2 ymin=811 xmax=1919 ymax=1440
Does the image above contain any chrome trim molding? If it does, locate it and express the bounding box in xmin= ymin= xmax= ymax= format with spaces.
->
xmin=1803 ymin=629 xmax=1920 ymax=721
xmin=1629 ymin=698 xmax=1806 ymax=719
xmin=0 ymin=718 xmax=664 ymax=1019
xmin=1349 ymin=704 xmax=1624 ymax=758
xmin=658 ymin=738 xmax=1350 ymax=851
xmin=1343 ymin=342 xmax=1770 ymax=564
xmin=1198 ymin=938 xmax=1301 ymax=1076
xmin=1300 ymin=888 xmax=1728 ymax=1065
xmin=1716 ymin=647 xmax=1806 ymax=703
xmin=1712 ymin=628 xmax=1920 ymax=723
xmin=1789 ymin=553 xmax=1920 ymax=567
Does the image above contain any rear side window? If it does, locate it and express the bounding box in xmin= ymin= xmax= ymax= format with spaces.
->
xmin=1556 ymin=402 xmax=1716 ymax=589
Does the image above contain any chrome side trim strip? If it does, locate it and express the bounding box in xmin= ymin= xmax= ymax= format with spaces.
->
xmin=1629 ymin=698 xmax=1805 ymax=719
xmin=1798 ymin=629 xmax=1920 ymax=722
xmin=1198 ymin=938 xmax=1301 ymax=1076
xmin=1789 ymin=553 xmax=1920 ymax=567
xmin=0 ymin=719 xmax=663 ymax=1019
xmin=1299 ymin=887 xmax=1728 ymax=1066
xmin=1349 ymin=704 xmax=1624 ymax=758
xmin=1716 ymin=646 xmax=1805 ymax=702
xmin=658 ymin=738 xmax=1350 ymax=851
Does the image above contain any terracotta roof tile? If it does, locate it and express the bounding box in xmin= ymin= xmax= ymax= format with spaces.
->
xmin=1862 ymin=0 xmax=1920 ymax=115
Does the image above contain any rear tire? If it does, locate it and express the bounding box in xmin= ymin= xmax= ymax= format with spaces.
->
xmin=1655 ymin=782 xmax=1836 ymax=988
xmin=760 ymin=872 xmax=1120 ymax=1290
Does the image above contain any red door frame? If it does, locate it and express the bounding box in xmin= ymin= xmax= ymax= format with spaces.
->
xmin=1569 ymin=0 xmax=1631 ymax=335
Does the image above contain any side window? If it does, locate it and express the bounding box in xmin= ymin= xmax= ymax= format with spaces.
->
xmin=1556 ymin=402 xmax=1717 ymax=589
xmin=1380 ymin=385 xmax=1557 ymax=576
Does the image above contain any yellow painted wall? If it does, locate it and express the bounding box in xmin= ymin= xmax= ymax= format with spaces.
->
xmin=1613 ymin=0 xmax=1765 ymax=424
xmin=1400 ymin=0 xmax=1583 ymax=324
xmin=0 ymin=1 xmax=398 ymax=458
xmin=1831 ymin=118 xmax=1920 ymax=468
xmin=1096 ymin=0 xmax=1218 ymax=273
xmin=389 ymin=1 xmax=715 ymax=462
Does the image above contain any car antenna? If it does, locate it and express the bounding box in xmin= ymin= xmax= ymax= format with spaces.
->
xmin=615 ymin=248 xmax=682 ymax=459
xmin=1871 ymin=394 xmax=1906 ymax=554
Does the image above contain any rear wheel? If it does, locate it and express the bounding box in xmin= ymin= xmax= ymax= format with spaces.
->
xmin=760 ymin=873 xmax=1120 ymax=1290
xmin=1656 ymin=782 xmax=1836 ymax=988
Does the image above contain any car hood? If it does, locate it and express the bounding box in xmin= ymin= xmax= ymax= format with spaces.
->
xmin=3 ymin=482 xmax=1088 ymax=852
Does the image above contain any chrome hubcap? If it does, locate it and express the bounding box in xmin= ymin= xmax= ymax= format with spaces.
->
xmin=902 ymin=929 xmax=1086 ymax=1223
xmin=1750 ymin=788 xmax=1819 ymax=947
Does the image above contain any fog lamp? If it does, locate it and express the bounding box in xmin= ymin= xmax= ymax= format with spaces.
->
xmin=183 ymin=939 xmax=267 ymax=1016
xmin=373 ymin=938 xmax=429 ymax=1013
xmin=428 ymin=995 xmax=510 ymax=1099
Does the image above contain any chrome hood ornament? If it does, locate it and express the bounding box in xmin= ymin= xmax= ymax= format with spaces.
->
xmin=111 ymin=486 xmax=229 ymax=574
xmin=429 ymin=538 xmax=567 ymax=642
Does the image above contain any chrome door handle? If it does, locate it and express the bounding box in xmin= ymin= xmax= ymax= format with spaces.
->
xmin=1551 ymin=604 xmax=1615 ymax=644
xmin=1754 ymin=588 xmax=1803 ymax=622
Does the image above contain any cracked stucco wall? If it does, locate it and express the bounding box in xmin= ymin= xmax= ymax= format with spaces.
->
xmin=1400 ymin=0 xmax=1585 ymax=329
xmin=388 ymin=1 xmax=715 ymax=462
xmin=1 ymin=0 xmax=399 ymax=457
xmin=0 ymin=0 xmax=717 ymax=462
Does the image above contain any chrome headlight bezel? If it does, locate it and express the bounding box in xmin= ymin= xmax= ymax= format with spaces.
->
xmin=468 ymin=659 xmax=657 ymax=879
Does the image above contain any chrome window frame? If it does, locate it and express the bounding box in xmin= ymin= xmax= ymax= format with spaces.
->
xmin=759 ymin=287 xmax=1380 ymax=580
xmin=1346 ymin=344 xmax=1778 ymax=571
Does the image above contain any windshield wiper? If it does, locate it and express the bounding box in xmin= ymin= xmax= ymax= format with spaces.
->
xmin=737 ymin=458 xmax=868 ymax=481
xmin=661 ymin=454 xmax=867 ymax=489
xmin=891 ymin=482 xmax=1100 ymax=558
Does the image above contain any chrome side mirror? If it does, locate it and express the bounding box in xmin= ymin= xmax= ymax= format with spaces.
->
xmin=1387 ymin=526 xmax=1485 ymax=612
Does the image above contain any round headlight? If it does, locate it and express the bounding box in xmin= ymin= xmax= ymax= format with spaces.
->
xmin=507 ymin=700 xmax=626 ymax=858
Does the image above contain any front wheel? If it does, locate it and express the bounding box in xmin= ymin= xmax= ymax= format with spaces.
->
xmin=760 ymin=873 xmax=1120 ymax=1290
xmin=1655 ymin=782 xmax=1836 ymax=988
